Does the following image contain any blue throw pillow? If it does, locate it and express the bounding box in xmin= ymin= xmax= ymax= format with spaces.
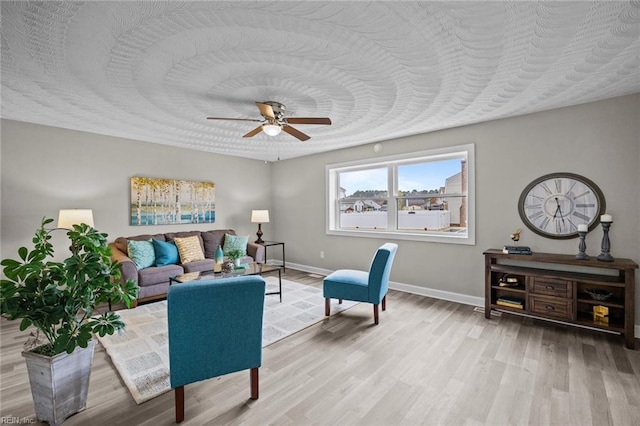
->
xmin=127 ymin=239 xmax=155 ymax=270
xmin=223 ymin=233 xmax=249 ymax=257
xmin=152 ymin=238 xmax=179 ymax=267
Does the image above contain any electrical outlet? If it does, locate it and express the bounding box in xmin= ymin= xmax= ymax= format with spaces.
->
xmin=320 ymin=251 xmax=324 ymax=259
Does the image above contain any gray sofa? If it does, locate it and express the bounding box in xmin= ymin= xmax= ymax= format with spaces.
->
xmin=109 ymin=229 xmax=264 ymax=305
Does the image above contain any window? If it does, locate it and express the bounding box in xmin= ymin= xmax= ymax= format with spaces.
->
xmin=326 ymin=143 xmax=475 ymax=244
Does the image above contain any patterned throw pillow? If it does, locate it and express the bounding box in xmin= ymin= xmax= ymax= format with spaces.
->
xmin=152 ymin=238 xmax=179 ymax=267
xmin=127 ymin=239 xmax=156 ymax=270
xmin=223 ymin=233 xmax=249 ymax=257
xmin=174 ymin=235 xmax=205 ymax=264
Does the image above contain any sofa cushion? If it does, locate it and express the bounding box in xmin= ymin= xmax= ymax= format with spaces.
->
xmin=223 ymin=233 xmax=249 ymax=256
xmin=115 ymin=234 xmax=166 ymax=256
xmin=127 ymin=239 xmax=156 ymax=270
xmin=165 ymin=231 xmax=204 ymax=253
xmin=201 ymin=229 xmax=233 ymax=258
xmin=174 ymin=235 xmax=205 ymax=264
xmin=138 ymin=264 xmax=184 ymax=287
xmin=152 ymin=238 xmax=179 ymax=267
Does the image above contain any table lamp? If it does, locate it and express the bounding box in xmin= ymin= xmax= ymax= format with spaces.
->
xmin=251 ymin=210 xmax=269 ymax=244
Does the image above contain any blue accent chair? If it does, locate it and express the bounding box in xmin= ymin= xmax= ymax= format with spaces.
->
xmin=168 ymin=275 xmax=266 ymax=423
xmin=323 ymin=243 xmax=398 ymax=325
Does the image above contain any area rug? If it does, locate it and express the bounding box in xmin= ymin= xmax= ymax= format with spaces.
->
xmin=96 ymin=276 xmax=357 ymax=404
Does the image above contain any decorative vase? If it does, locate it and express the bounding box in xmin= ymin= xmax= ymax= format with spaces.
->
xmin=215 ymin=245 xmax=224 ymax=272
xmin=234 ymin=258 xmax=242 ymax=267
xmin=22 ymin=340 xmax=96 ymax=426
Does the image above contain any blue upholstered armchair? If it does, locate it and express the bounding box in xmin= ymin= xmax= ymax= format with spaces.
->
xmin=167 ymin=275 xmax=266 ymax=423
xmin=323 ymin=243 xmax=398 ymax=325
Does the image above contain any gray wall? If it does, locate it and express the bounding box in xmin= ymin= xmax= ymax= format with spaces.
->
xmin=271 ymin=94 xmax=640 ymax=318
xmin=0 ymin=120 xmax=273 ymax=258
xmin=2 ymin=94 xmax=639 ymax=327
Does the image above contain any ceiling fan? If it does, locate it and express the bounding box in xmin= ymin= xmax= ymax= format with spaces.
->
xmin=207 ymin=101 xmax=331 ymax=141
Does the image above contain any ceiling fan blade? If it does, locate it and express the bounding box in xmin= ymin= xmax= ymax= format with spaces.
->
xmin=207 ymin=117 xmax=262 ymax=122
xmin=282 ymin=125 xmax=310 ymax=141
xmin=256 ymin=102 xmax=276 ymax=120
xmin=243 ymin=126 xmax=264 ymax=138
xmin=285 ymin=117 xmax=332 ymax=125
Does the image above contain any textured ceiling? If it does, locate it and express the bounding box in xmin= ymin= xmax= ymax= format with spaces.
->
xmin=1 ymin=1 xmax=639 ymax=161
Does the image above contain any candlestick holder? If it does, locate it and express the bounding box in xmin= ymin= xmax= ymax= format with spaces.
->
xmin=597 ymin=221 xmax=614 ymax=262
xmin=576 ymin=231 xmax=589 ymax=260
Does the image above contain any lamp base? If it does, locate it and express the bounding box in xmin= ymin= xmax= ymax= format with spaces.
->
xmin=255 ymin=224 xmax=264 ymax=245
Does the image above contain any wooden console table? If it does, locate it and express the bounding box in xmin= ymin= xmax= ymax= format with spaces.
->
xmin=484 ymin=249 xmax=638 ymax=349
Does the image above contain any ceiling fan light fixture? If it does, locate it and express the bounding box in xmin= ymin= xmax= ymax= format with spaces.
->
xmin=262 ymin=123 xmax=282 ymax=136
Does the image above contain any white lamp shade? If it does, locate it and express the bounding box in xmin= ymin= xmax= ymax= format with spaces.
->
xmin=262 ymin=123 xmax=282 ymax=136
xmin=251 ymin=210 xmax=270 ymax=223
xmin=57 ymin=209 xmax=94 ymax=229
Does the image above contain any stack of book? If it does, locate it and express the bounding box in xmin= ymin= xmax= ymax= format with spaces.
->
xmin=503 ymin=245 xmax=532 ymax=255
xmin=496 ymin=296 xmax=524 ymax=309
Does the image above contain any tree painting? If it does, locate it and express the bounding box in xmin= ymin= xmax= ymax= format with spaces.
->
xmin=130 ymin=177 xmax=215 ymax=225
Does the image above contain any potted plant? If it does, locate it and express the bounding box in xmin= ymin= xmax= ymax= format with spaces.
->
xmin=226 ymin=248 xmax=245 ymax=267
xmin=0 ymin=217 xmax=137 ymax=426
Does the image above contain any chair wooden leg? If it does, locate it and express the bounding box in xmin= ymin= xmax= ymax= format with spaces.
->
xmin=325 ymin=298 xmax=330 ymax=316
xmin=250 ymin=367 xmax=259 ymax=400
xmin=175 ymin=386 xmax=185 ymax=423
xmin=339 ymin=299 xmax=343 ymax=304
xmin=382 ymin=295 xmax=386 ymax=311
xmin=373 ymin=304 xmax=379 ymax=325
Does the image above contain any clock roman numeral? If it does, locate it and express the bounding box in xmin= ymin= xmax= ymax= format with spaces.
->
xmin=572 ymin=211 xmax=590 ymax=221
xmin=555 ymin=179 xmax=562 ymax=193
xmin=573 ymin=190 xmax=591 ymax=200
xmin=575 ymin=203 xmax=595 ymax=208
xmin=526 ymin=204 xmax=542 ymax=210
xmin=540 ymin=217 xmax=551 ymax=230
xmin=528 ymin=211 xmax=544 ymax=221
xmin=528 ymin=194 xmax=544 ymax=201
xmin=540 ymin=182 xmax=553 ymax=195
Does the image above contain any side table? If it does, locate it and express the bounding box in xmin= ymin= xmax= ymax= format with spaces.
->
xmin=261 ymin=241 xmax=285 ymax=271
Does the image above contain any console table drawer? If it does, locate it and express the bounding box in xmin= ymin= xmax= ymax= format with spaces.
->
xmin=529 ymin=295 xmax=574 ymax=320
xmin=530 ymin=278 xmax=573 ymax=298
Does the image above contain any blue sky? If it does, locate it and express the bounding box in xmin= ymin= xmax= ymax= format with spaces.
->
xmin=340 ymin=159 xmax=462 ymax=195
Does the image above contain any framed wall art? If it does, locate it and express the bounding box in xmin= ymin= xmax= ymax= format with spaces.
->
xmin=130 ymin=177 xmax=215 ymax=225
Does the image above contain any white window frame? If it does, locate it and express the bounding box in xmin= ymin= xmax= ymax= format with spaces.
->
xmin=326 ymin=143 xmax=475 ymax=245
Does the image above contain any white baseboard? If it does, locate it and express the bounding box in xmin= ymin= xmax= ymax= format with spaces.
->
xmin=287 ymin=262 xmax=640 ymax=338
xmin=286 ymin=262 xmax=483 ymax=307
xmin=389 ymin=281 xmax=484 ymax=307
xmin=285 ymin=262 xmax=333 ymax=277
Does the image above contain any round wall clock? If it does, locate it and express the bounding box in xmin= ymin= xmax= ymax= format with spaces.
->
xmin=517 ymin=172 xmax=606 ymax=239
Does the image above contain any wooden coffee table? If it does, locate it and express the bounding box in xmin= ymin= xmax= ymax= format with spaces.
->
xmin=169 ymin=262 xmax=283 ymax=302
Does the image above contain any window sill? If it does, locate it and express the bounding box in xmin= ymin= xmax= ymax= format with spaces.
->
xmin=326 ymin=229 xmax=475 ymax=245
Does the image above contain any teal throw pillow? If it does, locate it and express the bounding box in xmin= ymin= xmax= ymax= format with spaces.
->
xmin=223 ymin=233 xmax=249 ymax=257
xmin=127 ymin=239 xmax=155 ymax=270
xmin=152 ymin=238 xmax=179 ymax=267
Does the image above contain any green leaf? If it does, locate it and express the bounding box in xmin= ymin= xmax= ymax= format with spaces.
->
xmin=19 ymin=318 xmax=32 ymax=331
xmin=18 ymin=247 xmax=28 ymax=261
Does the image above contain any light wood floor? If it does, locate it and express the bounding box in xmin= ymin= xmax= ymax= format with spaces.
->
xmin=1 ymin=269 xmax=639 ymax=425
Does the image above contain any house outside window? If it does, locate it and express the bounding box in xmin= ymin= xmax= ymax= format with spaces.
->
xmin=326 ymin=143 xmax=475 ymax=244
